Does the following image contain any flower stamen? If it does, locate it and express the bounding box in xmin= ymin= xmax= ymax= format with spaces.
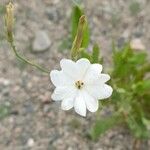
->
xmin=75 ymin=80 xmax=84 ymax=89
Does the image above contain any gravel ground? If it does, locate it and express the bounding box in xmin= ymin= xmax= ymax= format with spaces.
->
xmin=0 ymin=0 xmax=150 ymax=150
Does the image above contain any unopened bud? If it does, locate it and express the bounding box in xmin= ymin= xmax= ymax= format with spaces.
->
xmin=71 ymin=15 xmax=87 ymax=59
xmin=5 ymin=2 xmax=14 ymax=42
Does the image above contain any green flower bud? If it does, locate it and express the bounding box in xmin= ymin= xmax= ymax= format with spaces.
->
xmin=5 ymin=2 xmax=14 ymax=42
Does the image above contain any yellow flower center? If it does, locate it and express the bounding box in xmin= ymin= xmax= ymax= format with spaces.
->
xmin=75 ymin=80 xmax=84 ymax=89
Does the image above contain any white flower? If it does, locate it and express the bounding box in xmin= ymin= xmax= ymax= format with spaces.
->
xmin=50 ymin=58 xmax=113 ymax=117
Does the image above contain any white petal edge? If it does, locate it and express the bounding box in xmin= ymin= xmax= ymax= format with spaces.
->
xmin=61 ymin=98 xmax=74 ymax=110
xmin=83 ymin=91 xmax=99 ymax=112
xmin=76 ymin=58 xmax=91 ymax=79
xmin=74 ymin=92 xmax=86 ymax=117
xmin=50 ymin=70 xmax=60 ymax=87
xmin=60 ymin=59 xmax=78 ymax=79
xmin=84 ymin=64 xmax=103 ymax=83
xmin=50 ymin=70 xmax=74 ymax=87
xmin=90 ymin=64 xmax=103 ymax=74
xmin=76 ymin=58 xmax=90 ymax=64
xmin=99 ymin=74 xmax=110 ymax=83
xmin=98 ymin=84 xmax=113 ymax=99
xmin=50 ymin=70 xmax=71 ymax=87
xmin=51 ymin=86 xmax=76 ymax=101
xmin=86 ymin=84 xmax=113 ymax=100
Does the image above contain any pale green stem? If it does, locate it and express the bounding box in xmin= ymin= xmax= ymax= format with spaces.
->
xmin=5 ymin=2 xmax=49 ymax=74
xmin=9 ymin=41 xmax=50 ymax=74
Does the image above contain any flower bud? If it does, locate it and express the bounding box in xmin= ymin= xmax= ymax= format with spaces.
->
xmin=5 ymin=2 xmax=14 ymax=42
xmin=71 ymin=15 xmax=87 ymax=59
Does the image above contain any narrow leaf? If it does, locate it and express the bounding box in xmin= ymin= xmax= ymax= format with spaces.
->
xmin=90 ymin=113 xmax=122 ymax=141
xmin=92 ymin=43 xmax=100 ymax=63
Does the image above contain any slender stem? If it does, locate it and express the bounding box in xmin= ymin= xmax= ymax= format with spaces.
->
xmin=9 ymin=41 xmax=50 ymax=74
xmin=5 ymin=2 xmax=49 ymax=74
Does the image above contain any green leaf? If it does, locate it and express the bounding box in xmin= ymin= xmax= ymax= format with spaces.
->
xmin=71 ymin=6 xmax=83 ymax=41
xmin=92 ymin=43 xmax=100 ymax=63
xmin=112 ymin=44 xmax=140 ymax=79
xmin=122 ymin=43 xmax=133 ymax=59
xmin=81 ymin=21 xmax=90 ymax=48
xmin=129 ymin=1 xmax=141 ymax=16
xmin=80 ymin=49 xmax=91 ymax=60
xmin=132 ymin=80 xmax=150 ymax=94
xmin=90 ymin=113 xmax=122 ymax=141
xmin=126 ymin=115 xmax=150 ymax=139
xmin=128 ymin=52 xmax=147 ymax=65
xmin=0 ymin=105 xmax=10 ymax=120
xmin=71 ymin=6 xmax=90 ymax=49
xmin=142 ymin=118 xmax=150 ymax=131
xmin=110 ymin=42 xmax=150 ymax=140
xmin=0 ymin=4 xmax=5 ymax=14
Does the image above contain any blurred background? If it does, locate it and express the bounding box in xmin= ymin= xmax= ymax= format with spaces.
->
xmin=0 ymin=0 xmax=150 ymax=150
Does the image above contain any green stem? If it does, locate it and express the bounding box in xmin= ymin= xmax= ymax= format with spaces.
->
xmin=10 ymin=41 xmax=50 ymax=74
xmin=5 ymin=2 xmax=49 ymax=74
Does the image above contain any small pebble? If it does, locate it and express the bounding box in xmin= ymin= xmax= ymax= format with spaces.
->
xmin=130 ymin=39 xmax=145 ymax=50
xmin=32 ymin=30 xmax=51 ymax=52
xmin=27 ymin=138 xmax=35 ymax=147
xmin=0 ymin=78 xmax=10 ymax=86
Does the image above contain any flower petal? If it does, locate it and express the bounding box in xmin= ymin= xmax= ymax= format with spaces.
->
xmin=90 ymin=74 xmax=111 ymax=85
xmin=83 ymin=91 xmax=99 ymax=112
xmin=84 ymin=64 xmax=102 ymax=83
xmin=60 ymin=59 xmax=78 ymax=80
xmin=51 ymin=86 xmax=76 ymax=101
xmin=99 ymin=74 xmax=110 ymax=83
xmin=50 ymin=70 xmax=73 ymax=87
xmin=99 ymin=84 xmax=113 ymax=99
xmin=76 ymin=58 xmax=90 ymax=79
xmin=74 ymin=92 xmax=86 ymax=117
xmin=61 ymin=97 xmax=74 ymax=110
xmin=90 ymin=64 xmax=102 ymax=74
xmin=86 ymin=84 xmax=113 ymax=100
